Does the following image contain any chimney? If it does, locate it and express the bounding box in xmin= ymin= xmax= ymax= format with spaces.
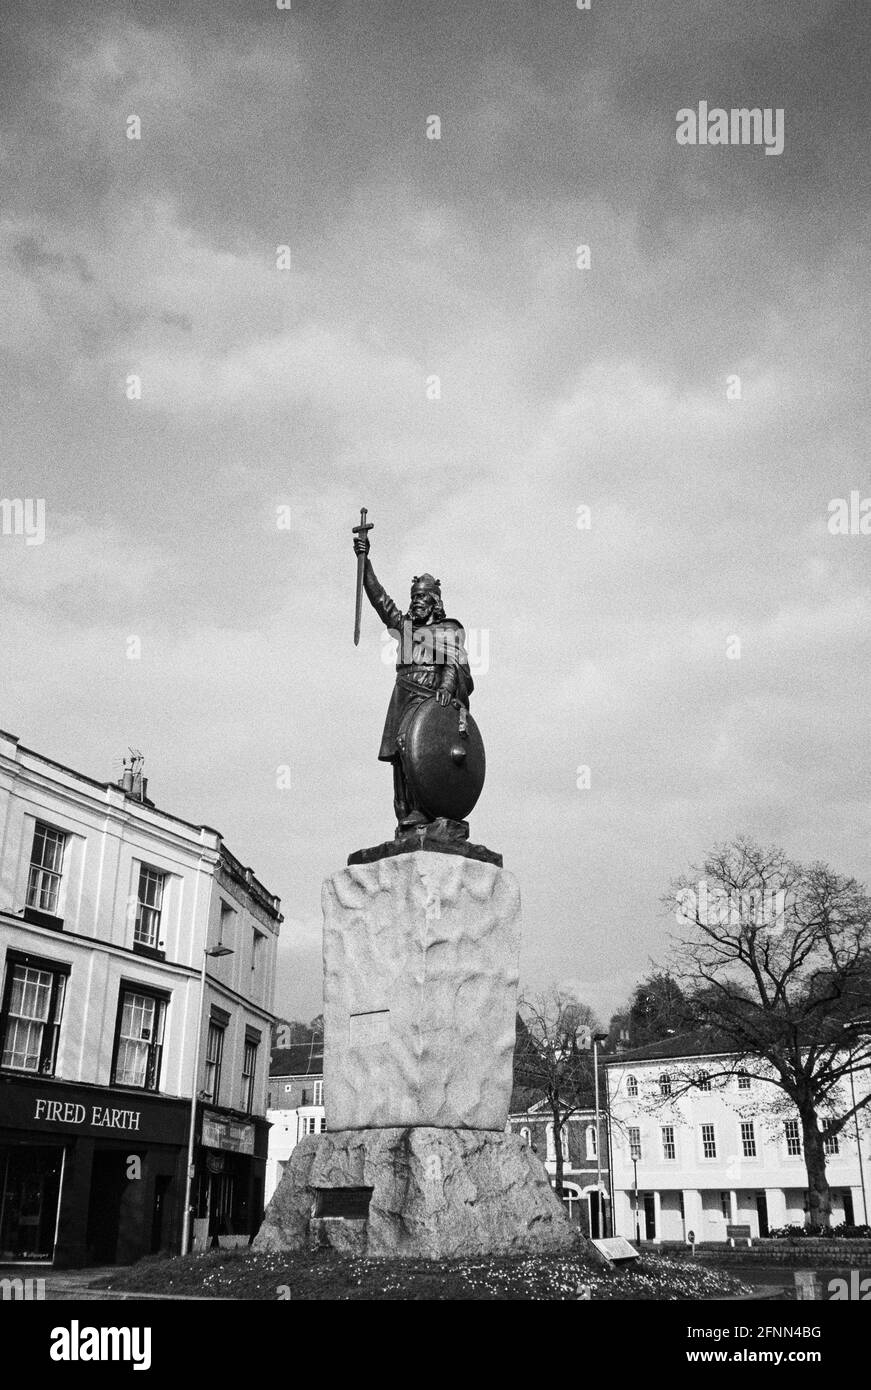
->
xmin=119 ymin=749 xmax=148 ymax=802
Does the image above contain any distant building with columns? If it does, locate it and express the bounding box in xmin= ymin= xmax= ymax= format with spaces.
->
xmin=605 ymin=1032 xmax=869 ymax=1243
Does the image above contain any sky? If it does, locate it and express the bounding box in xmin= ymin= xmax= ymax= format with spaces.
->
xmin=1 ymin=0 xmax=870 ymax=1028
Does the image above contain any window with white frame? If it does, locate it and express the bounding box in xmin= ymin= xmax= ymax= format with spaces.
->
xmin=626 ymin=1074 xmax=638 ymax=1097
xmin=661 ymin=1125 xmax=676 ymax=1160
xmin=134 ymin=865 xmax=165 ymax=949
xmin=696 ymin=1070 xmax=711 ymax=1091
xmin=113 ymin=988 xmax=166 ymax=1090
xmin=313 ymin=1079 xmax=323 ymax=1106
xmin=26 ymin=823 xmax=66 ymax=916
xmin=241 ymin=1038 xmax=258 ymax=1114
xmin=784 ymin=1119 xmax=802 ymax=1156
xmin=1 ymin=956 xmax=68 ymax=1074
xmin=203 ymin=1020 xmax=225 ymax=1103
xmin=823 ymin=1123 xmax=840 ymax=1156
xmin=737 ymin=1069 xmax=751 ymax=1090
xmin=700 ymin=1123 xmax=717 ymax=1159
xmin=659 ymin=1072 xmax=672 ymax=1096
xmin=546 ymin=1123 xmax=569 ymax=1163
xmin=628 ymin=1126 xmax=642 ymax=1161
xmin=740 ymin=1120 xmax=757 ymax=1157
xmin=586 ymin=1125 xmax=597 ymax=1160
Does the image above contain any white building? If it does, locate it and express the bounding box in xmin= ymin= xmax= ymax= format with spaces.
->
xmin=265 ymin=1041 xmax=325 ymax=1202
xmin=0 ymin=730 xmax=282 ymax=1264
xmin=606 ymin=1032 xmax=870 ymax=1243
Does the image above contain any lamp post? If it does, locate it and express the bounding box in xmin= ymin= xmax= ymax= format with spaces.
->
xmin=181 ymin=942 xmax=234 ymax=1256
xmin=842 ymin=1020 xmax=870 ymax=1228
xmin=847 ymin=1064 xmax=868 ymax=1226
xmin=631 ymin=1147 xmax=641 ymax=1242
xmin=592 ymin=1032 xmax=608 ymax=1237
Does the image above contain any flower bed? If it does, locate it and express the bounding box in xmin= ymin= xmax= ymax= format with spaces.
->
xmin=99 ymin=1247 xmax=753 ymax=1301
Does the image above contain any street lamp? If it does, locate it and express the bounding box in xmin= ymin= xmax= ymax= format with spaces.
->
xmin=843 ymin=1020 xmax=871 ymax=1227
xmin=592 ymin=1032 xmax=608 ymax=1237
xmin=181 ymin=942 xmax=234 ymax=1256
xmin=631 ymin=1146 xmax=641 ymax=1242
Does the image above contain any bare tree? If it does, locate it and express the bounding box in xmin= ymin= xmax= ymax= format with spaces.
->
xmin=666 ymin=837 xmax=871 ymax=1228
xmin=516 ymin=987 xmax=600 ymax=1197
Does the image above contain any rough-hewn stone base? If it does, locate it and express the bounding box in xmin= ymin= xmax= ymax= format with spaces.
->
xmin=323 ymin=854 xmax=521 ymax=1132
xmin=255 ymin=1127 xmax=581 ymax=1260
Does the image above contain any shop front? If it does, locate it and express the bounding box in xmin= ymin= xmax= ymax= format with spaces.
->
xmin=0 ymin=1073 xmax=188 ymax=1266
xmin=191 ymin=1107 xmax=268 ymax=1245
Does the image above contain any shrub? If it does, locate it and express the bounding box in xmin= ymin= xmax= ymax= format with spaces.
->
xmin=767 ymin=1223 xmax=871 ymax=1240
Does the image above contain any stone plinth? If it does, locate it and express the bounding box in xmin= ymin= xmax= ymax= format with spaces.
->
xmin=322 ymin=853 xmax=520 ymax=1131
xmin=255 ymin=1128 xmax=580 ymax=1260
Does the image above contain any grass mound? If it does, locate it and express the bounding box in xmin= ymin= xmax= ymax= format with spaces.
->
xmin=101 ymin=1246 xmax=753 ymax=1301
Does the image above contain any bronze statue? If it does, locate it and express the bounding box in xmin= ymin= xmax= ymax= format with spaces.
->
xmin=352 ymin=511 xmax=485 ymax=838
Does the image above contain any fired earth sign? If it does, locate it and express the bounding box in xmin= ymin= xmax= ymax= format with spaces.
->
xmin=33 ymin=1098 xmax=142 ymax=1132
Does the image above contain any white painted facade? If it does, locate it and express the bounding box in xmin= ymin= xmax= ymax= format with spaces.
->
xmin=0 ymin=729 xmax=281 ymax=1112
xmin=264 ymin=1104 xmax=326 ymax=1203
xmin=606 ymin=1048 xmax=871 ymax=1243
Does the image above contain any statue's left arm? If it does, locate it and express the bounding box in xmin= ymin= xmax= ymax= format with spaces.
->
xmin=434 ymin=623 xmax=469 ymax=706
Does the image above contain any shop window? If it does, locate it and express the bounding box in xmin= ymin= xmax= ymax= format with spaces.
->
xmin=204 ymin=1021 xmax=225 ymax=1103
xmin=26 ymin=822 xmax=66 ymax=919
xmin=134 ymin=865 xmax=165 ymax=950
xmin=1 ymin=954 xmax=68 ymax=1074
xmin=112 ymin=987 xmax=166 ymax=1089
xmin=241 ymin=1039 xmax=258 ymax=1114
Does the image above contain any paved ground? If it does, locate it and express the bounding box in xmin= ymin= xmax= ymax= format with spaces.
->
xmin=705 ymin=1260 xmax=864 ymax=1300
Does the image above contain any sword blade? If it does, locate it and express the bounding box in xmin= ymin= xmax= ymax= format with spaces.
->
xmin=354 ymin=551 xmax=365 ymax=645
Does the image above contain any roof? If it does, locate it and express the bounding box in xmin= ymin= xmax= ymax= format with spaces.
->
xmin=603 ymin=1029 xmax=742 ymax=1065
xmin=270 ymin=1042 xmax=324 ymax=1077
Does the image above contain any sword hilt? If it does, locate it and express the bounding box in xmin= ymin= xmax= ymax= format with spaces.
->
xmin=352 ymin=506 xmax=374 ymax=539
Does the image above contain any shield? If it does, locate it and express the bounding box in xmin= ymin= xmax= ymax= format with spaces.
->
xmin=399 ymin=698 xmax=486 ymax=822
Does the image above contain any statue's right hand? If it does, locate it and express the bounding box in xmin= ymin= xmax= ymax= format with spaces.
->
xmin=353 ymin=535 xmax=370 ymax=557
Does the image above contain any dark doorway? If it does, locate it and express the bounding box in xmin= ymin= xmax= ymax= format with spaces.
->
xmin=0 ymin=1146 xmax=64 ymax=1261
xmin=150 ymin=1175 xmax=172 ymax=1253
xmin=843 ymin=1189 xmax=855 ymax=1226
xmin=86 ymin=1150 xmax=128 ymax=1263
xmin=755 ymin=1191 xmax=769 ymax=1238
xmin=588 ymin=1190 xmax=601 ymax=1239
xmin=643 ymin=1192 xmax=657 ymax=1240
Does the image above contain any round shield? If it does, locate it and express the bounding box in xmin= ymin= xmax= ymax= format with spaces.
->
xmin=400 ymin=698 xmax=486 ymax=821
